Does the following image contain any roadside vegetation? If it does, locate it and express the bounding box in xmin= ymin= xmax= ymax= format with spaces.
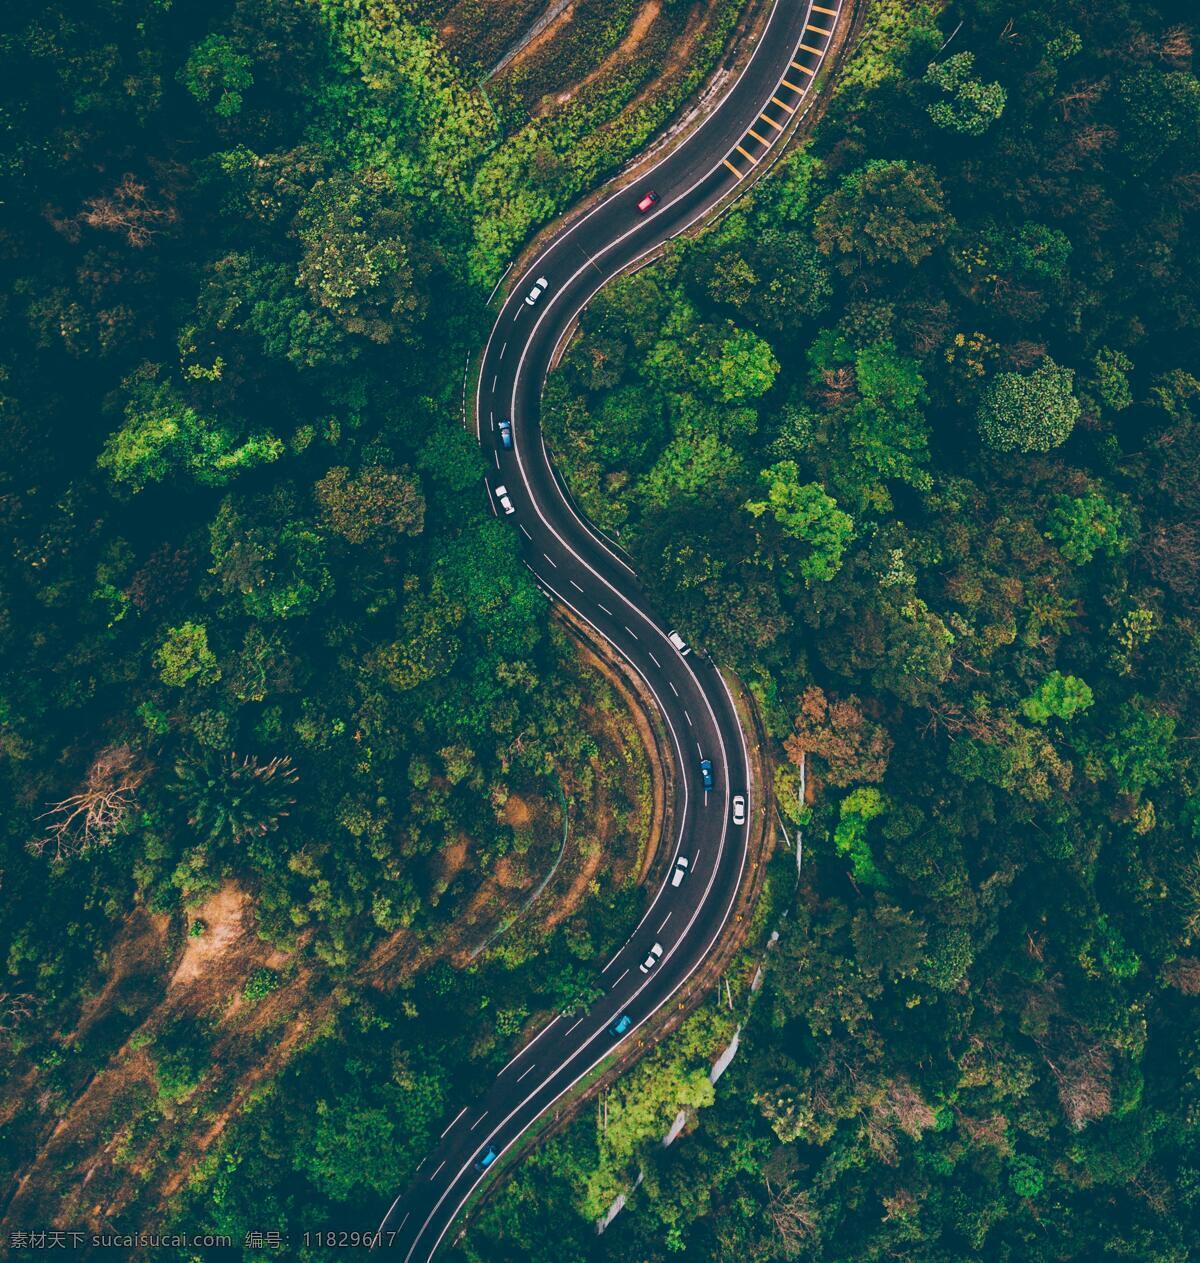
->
xmin=494 ymin=0 xmax=1200 ymax=1258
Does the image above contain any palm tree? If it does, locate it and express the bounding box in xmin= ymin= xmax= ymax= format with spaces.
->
xmin=172 ymin=749 xmax=298 ymax=846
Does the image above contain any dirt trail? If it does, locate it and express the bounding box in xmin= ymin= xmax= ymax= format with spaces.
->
xmin=549 ymin=1 xmax=663 ymax=108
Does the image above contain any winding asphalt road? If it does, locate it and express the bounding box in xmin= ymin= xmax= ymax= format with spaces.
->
xmin=376 ymin=2 xmax=845 ymax=1257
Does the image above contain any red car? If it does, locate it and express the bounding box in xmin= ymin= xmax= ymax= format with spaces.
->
xmin=637 ymin=190 xmax=660 ymax=213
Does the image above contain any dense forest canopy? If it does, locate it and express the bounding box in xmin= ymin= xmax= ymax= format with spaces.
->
xmin=2 ymin=0 xmax=1200 ymax=1259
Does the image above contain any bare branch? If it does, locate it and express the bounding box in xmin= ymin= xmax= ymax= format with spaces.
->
xmin=29 ymin=745 xmax=147 ymax=861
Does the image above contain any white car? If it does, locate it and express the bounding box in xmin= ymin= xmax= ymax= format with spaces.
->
xmin=667 ymin=630 xmax=691 ymax=657
xmin=670 ymin=855 xmax=690 ymax=887
xmin=494 ymin=484 xmax=516 ymax=515
xmin=639 ymin=942 xmax=664 ymax=974
xmin=732 ymin=794 xmax=746 ymax=826
xmin=524 ymin=276 xmax=549 ymax=306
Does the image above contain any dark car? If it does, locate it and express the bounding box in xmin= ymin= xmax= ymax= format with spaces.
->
xmin=498 ymin=418 xmax=513 ymax=450
xmin=699 ymin=758 xmax=714 ymax=790
xmin=474 ymin=1145 xmax=498 ymax=1172
xmin=637 ymin=190 xmax=661 ymax=214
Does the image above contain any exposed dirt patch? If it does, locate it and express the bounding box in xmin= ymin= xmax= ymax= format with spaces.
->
xmin=503 ymin=793 xmax=535 ymax=828
xmin=156 ymin=988 xmax=326 ymax=1202
xmin=170 ymin=883 xmax=248 ymax=988
xmin=439 ymin=834 xmax=471 ymax=884
xmin=543 ymin=839 xmax=604 ymax=932
xmin=492 ymin=855 xmax=528 ymax=890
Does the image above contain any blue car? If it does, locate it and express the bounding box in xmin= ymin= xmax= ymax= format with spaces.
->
xmin=699 ymin=758 xmax=714 ymax=790
xmin=610 ymin=1013 xmax=633 ymax=1037
xmin=474 ymin=1145 xmax=498 ymax=1172
xmin=498 ymin=418 xmax=513 ymax=450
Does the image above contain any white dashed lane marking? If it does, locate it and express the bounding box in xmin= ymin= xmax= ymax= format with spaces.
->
xmin=439 ymin=1107 xmax=469 ymax=1139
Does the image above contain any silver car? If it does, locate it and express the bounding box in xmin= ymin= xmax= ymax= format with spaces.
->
xmin=524 ymin=276 xmax=549 ymax=306
xmin=639 ymin=942 xmax=664 ymax=974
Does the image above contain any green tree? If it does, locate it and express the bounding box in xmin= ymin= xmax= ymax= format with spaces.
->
xmin=1120 ymin=68 xmax=1200 ymax=171
xmin=98 ymin=376 xmax=283 ymax=494
xmin=179 ymin=34 xmax=253 ymax=118
xmin=243 ymin=967 xmax=280 ymax=1002
xmin=919 ymin=924 xmax=975 ymax=991
xmin=298 ymin=1098 xmax=401 ymax=1201
xmin=1008 ymin=1154 xmax=1045 ymax=1199
xmin=1104 ymin=701 xmax=1176 ymax=794
xmin=813 ymin=160 xmax=951 ymax=269
xmin=315 ymin=465 xmax=425 ymax=545
xmin=296 ymin=169 xmax=425 ymax=344
xmin=152 ymin=1017 xmax=212 ymax=1102
xmin=833 ymin=787 xmax=887 ymax=887
xmin=701 ymin=327 xmax=780 ymax=402
xmin=977 ymin=358 xmax=1080 ymax=452
xmin=155 ymin=622 xmax=220 ymax=688
xmin=1047 ymin=490 xmax=1131 ymax=563
xmin=745 ymin=462 xmax=855 ymax=582
xmin=924 ymin=52 xmax=1006 ymax=136
xmin=1093 ymin=348 xmax=1134 ymax=412
xmin=641 ymin=431 xmax=740 ymax=507
xmin=1021 ymin=672 xmax=1094 ymax=724
xmin=209 ymin=499 xmax=333 ymax=621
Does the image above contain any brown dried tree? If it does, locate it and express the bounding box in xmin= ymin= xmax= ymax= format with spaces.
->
xmin=1044 ymin=1042 xmax=1113 ymax=1131
xmin=764 ymin=1177 xmax=818 ymax=1256
xmin=786 ymin=686 xmax=892 ymax=788
xmin=30 ymin=745 xmax=147 ymax=861
xmin=79 ymin=174 xmax=178 ymax=248
xmin=0 ymin=991 xmax=37 ymax=1042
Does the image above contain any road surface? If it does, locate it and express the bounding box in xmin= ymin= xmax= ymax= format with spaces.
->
xmin=377 ymin=2 xmax=845 ymax=1257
